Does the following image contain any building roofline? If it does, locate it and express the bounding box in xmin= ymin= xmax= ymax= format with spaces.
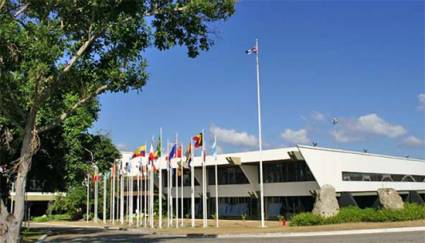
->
xmin=297 ymin=145 xmax=425 ymax=162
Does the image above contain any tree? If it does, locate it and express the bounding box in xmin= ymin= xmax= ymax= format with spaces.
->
xmin=0 ymin=0 xmax=235 ymax=241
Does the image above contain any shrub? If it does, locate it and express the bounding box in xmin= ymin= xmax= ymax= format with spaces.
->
xmin=290 ymin=203 xmax=425 ymax=226
xmin=289 ymin=212 xmax=322 ymax=226
xmin=32 ymin=215 xmax=49 ymax=222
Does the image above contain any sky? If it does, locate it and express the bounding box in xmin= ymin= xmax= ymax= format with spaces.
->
xmin=91 ymin=0 xmax=425 ymax=159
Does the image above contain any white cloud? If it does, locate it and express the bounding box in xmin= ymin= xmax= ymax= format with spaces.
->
xmin=418 ymin=93 xmax=425 ymax=111
xmin=209 ymin=125 xmax=258 ymax=148
xmin=356 ymin=114 xmax=406 ymax=138
xmin=281 ymin=129 xmax=311 ymax=145
xmin=311 ymin=111 xmax=326 ymax=122
xmin=400 ymin=135 xmax=425 ymax=148
xmin=331 ymin=113 xmax=407 ymax=143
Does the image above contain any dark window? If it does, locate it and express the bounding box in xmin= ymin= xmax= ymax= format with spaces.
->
xmin=208 ymin=166 xmax=249 ymax=185
xmin=262 ymin=160 xmax=315 ymax=183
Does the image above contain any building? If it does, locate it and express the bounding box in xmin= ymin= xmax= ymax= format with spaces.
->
xmin=120 ymin=145 xmax=425 ymax=220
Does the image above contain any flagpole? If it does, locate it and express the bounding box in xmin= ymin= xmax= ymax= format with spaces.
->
xmin=110 ymin=166 xmax=114 ymax=224
xmin=94 ymin=167 xmax=99 ymax=223
xmin=180 ymin=143 xmax=184 ymax=227
xmin=120 ymin=171 xmax=124 ymax=224
xmin=150 ymin=159 xmax=154 ymax=228
xmin=86 ymin=175 xmax=90 ymax=223
xmin=167 ymin=140 xmax=171 ymax=227
xmin=255 ymin=38 xmax=265 ymax=228
xmin=159 ymin=128 xmax=163 ymax=228
xmin=137 ymin=172 xmax=140 ymax=227
xmin=190 ymin=140 xmax=195 ymax=227
xmin=144 ymin=164 xmax=147 ymax=227
xmin=103 ymin=174 xmax=107 ymax=224
xmin=202 ymin=129 xmax=207 ymax=228
xmin=214 ymin=135 xmax=219 ymax=228
xmin=175 ymin=134 xmax=179 ymax=228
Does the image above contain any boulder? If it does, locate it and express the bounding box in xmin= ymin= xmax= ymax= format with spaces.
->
xmin=312 ymin=184 xmax=339 ymax=218
xmin=377 ymin=188 xmax=404 ymax=210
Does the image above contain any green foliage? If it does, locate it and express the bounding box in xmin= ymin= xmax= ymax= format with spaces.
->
xmin=290 ymin=204 xmax=425 ymax=226
xmin=48 ymin=185 xmax=87 ymax=219
xmin=32 ymin=214 xmax=71 ymax=222
xmin=289 ymin=212 xmax=323 ymax=226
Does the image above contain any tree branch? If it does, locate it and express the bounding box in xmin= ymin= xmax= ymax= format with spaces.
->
xmin=38 ymin=84 xmax=109 ymax=133
xmin=14 ymin=3 xmax=29 ymax=18
xmin=63 ymin=32 xmax=98 ymax=73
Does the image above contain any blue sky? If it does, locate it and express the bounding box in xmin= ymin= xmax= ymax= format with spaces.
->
xmin=91 ymin=1 xmax=425 ymax=159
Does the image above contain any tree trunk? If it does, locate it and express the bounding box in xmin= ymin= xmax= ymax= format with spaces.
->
xmin=2 ymin=107 xmax=37 ymax=242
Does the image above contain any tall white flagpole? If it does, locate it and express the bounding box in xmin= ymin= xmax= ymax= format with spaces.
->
xmin=144 ymin=165 xmax=147 ymax=227
xmin=129 ymin=176 xmax=134 ymax=225
xmin=137 ymin=173 xmax=140 ymax=227
xmin=94 ymin=167 xmax=98 ymax=223
xmin=166 ymin=141 xmax=170 ymax=227
xmin=111 ymin=166 xmax=114 ymax=224
xmin=103 ymin=174 xmax=107 ymax=224
xmin=86 ymin=175 xmax=90 ymax=223
xmin=174 ymin=134 xmax=178 ymax=227
xmin=159 ymin=128 xmax=163 ymax=228
xmin=120 ymin=172 xmax=124 ymax=224
xmin=214 ymin=135 xmax=219 ymax=228
xmin=254 ymin=38 xmax=265 ymax=228
xmin=180 ymin=144 xmax=184 ymax=227
xmin=202 ymin=129 xmax=207 ymax=228
xmin=150 ymin=161 xmax=154 ymax=228
xmin=190 ymin=140 xmax=195 ymax=227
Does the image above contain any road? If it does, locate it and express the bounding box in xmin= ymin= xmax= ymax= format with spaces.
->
xmin=36 ymin=226 xmax=425 ymax=243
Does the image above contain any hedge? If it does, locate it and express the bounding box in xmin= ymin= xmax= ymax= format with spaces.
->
xmin=290 ymin=203 xmax=425 ymax=226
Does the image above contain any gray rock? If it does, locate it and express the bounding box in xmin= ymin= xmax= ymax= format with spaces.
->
xmin=312 ymin=184 xmax=339 ymax=218
xmin=377 ymin=188 xmax=404 ymax=210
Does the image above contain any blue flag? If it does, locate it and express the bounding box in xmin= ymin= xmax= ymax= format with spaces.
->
xmin=168 ymin=144 xmax=177 ymax=161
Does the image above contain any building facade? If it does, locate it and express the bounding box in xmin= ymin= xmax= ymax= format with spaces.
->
xmin=121 ymin=145 xmax=425 ymax=219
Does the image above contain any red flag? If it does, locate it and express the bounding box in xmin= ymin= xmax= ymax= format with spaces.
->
xmin=192 ymin=133 xmax=203 ymax=148
xmin=176 ymin=145 xmax=183 ymax=158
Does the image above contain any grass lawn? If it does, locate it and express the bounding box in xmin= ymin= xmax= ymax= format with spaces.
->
xmin=31 ymin=218 xmax=425 ymax=235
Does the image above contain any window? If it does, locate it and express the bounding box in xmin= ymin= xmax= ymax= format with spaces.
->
xmin=342 ymin=171 xmax=425 ymax=183
xmin=262 ymin=160 xmax=315 ymax=183
xmin=208 ymin=166 xmax=249 ymax=185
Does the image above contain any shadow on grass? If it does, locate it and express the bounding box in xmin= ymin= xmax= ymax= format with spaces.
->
xmin=33 ymin=226 xmax=217 ymax=242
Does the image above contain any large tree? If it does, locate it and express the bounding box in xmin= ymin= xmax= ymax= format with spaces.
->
xmin=0 ymin=0 xmax=235 ymax=241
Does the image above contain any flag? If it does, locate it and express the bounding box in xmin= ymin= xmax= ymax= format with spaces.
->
xmin=176 ymin=145 xmax=183 ymax=158
xmin=192 ymin=133 xmax=203 ymax=148
xmin=211 ymin=139 xmax=217 ymax=161
xmin=148 ymin=144 xmax=157 ymax=161
xmin=185 ymin=142 xmax=192 ymax=167
xmin=132 ymin=144 xmax=146 ymax=158
xmin=245 ymin=47 xmax=258 ymax=55
xmin=168 ymin=144 xmax=177 ymax=161
xmin=156 ymin=136 xmax=162 ymax=157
